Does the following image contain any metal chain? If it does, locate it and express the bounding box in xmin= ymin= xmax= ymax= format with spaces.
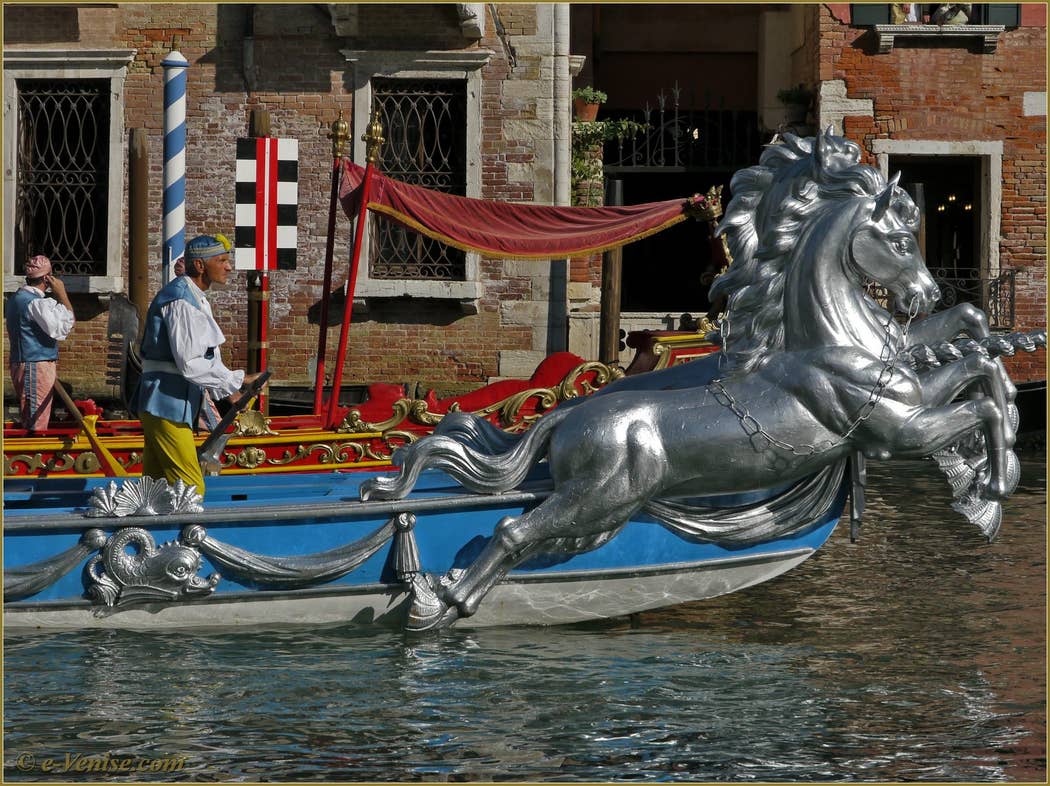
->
xmin=710 ymin=297 xmax=920 ymax=458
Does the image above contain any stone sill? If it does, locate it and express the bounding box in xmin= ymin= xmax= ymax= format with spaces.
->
xmin=353 ymin=279 xmax=482 ymax=315
xmin=873 ymin=24 xmax=1005 ymax=54
xmin=3 ymin=275 xmax=123 ymax=295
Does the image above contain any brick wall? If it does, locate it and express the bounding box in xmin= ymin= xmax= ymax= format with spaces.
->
xmin=5 ymin=2 xmax=557 ymax=400
xmin=2 ymin=6 xmax=80 ymax=44
xmin=820 ymin=5 xmax=1047 ymax=385
xmin=7 ymin=4 xmax=1042 ymax=400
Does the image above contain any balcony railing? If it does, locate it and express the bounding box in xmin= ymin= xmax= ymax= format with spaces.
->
xmin=868 ymin=268 xmax=1016 ymax=330
xmin=602 ymin=84 xmax=762 ymax=173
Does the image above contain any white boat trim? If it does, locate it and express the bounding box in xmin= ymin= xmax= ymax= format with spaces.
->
xmin=2 ymin=545 xmax=818 ymax=631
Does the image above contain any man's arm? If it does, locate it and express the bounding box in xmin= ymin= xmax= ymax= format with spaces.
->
xmin=27 ymin=276 xmax=74 ymax=340
xmin=163 ymin=299 xmax=244 ymax=398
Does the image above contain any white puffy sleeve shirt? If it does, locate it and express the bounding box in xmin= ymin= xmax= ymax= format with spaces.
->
xmin=22 ymin=287 xmax=75 ymax=341
xmin=161 ymin=280 xmax=244 ymax=399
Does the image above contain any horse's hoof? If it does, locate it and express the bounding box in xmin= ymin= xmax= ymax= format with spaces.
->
xmin=1002 ymin=450 xmax=1021 ymax=497
xmin=951 ymin=496 xmax=1002 ymax=541
xmin=984 ymin=473 xmax=1013 ymax=501
xmin=1007 ymin=403 xmax=1020 ymax=434
xmin=407 ymin=605 xmax=460 ymax=632
xmin=404 ymin=574 xmax=460 ymax=631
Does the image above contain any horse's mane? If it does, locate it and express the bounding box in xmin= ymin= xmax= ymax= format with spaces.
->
xmin=710 ymin=130 xmax=895 ymax=376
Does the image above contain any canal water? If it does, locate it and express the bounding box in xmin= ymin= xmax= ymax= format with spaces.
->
xmin=4 ymin=458 xmax=1045 ymax=782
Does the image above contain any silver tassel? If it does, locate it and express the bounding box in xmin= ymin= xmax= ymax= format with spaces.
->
xmin=392 ymin=512 xmax=420 ymax=582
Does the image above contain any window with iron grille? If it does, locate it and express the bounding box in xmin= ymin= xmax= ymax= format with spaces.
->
xmin=15 ymin=78 xmax=110 ymax=276
xmin=369 ymin=78 xmax=467 ymax=281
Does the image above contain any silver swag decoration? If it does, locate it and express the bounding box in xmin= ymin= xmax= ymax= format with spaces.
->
xmin=6 ymin=468 xmax=426 ymax=605
xmin=64 ymin=514 xmax=415 ymax=608
xmin=363 ymin=129 xmax=1024 ymax=630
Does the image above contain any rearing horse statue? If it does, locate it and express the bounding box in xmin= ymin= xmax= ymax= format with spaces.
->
xmin=362 ymin=130 xmax=1018 ymax=630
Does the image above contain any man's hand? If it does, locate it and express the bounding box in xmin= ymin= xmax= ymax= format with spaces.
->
xmin=44 ymin=274 xmax=73 ymax=310
xmin=224 ymin=371 xmax=269 ymax=406
xmin=241 ymin=371 xmax=269 ymax=392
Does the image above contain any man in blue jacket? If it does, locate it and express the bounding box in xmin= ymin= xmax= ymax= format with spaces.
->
xmin=5 ymin=255 xmax=75 ymax=433
xmin=135 ymin=235 xmax=264 ymax=494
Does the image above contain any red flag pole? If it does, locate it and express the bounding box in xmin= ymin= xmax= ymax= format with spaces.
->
xmin=325 ymin=110 xmax=384 ymax=429
xmin=258 ymin=270 xmax=269 ymax=413
xmin=313 ymin=114 xmax=351 ymax=415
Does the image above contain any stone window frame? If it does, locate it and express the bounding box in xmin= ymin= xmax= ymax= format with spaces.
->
xmin=871 ymin=23 xmax=1005 ymax=54
xmin=340 ymin=49 xmax=492 ymax=309
xmin=3 ymin=48 xmax=135 ymax=294
xmin=872 ymin=138 xmax=1004 ymax=279
xmin=846 ymin=3 xmax=1017 ymax=52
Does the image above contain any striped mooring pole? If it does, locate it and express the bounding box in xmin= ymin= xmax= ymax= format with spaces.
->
xmin=161 ymin=50 xmax=189 ymax=283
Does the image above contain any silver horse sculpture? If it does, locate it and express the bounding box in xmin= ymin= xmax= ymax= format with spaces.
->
xmin=362 ymin=130 xmax=1019 ymax=630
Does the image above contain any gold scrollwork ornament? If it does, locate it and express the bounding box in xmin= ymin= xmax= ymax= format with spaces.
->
xmin=75 ymin=451 xmax=102 ymax=474
xmin=232 ymin=410 xmax=278 ymax=437
xmin=234 ymin=446 xmax=269 ymax=469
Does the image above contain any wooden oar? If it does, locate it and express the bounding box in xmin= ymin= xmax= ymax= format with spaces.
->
xmin=52 ymin=379 xmax=128 ymax=477
xmin=197 ymin=369 xmax=272 ymax=471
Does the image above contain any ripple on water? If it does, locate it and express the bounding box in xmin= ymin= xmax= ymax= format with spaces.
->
xmin=4 ymin=459 xmax=1045 ymax=781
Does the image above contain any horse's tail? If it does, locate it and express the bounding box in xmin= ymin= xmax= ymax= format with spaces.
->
xmin=432 ymin=410 xmax=523 ymax=454
xmin=359 ymin=407 xmax=571 ymax=501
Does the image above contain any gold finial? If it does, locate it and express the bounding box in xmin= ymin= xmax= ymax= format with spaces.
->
xmin=705 ymin=184 xmax=724 ymax=218
xmin=684 ymin=183 xmax=724 ymax=223
xmin=328 ymin=112 xmax=350 ymax=159
xmin=363 ymin=110 xmax=385 ymax=165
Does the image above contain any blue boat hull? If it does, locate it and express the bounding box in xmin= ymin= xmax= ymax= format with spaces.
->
xmin=3 ymin=467 xmax=848 ymax=630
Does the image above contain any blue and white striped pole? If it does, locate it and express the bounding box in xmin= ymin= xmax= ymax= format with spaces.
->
xmin=161 ymin=50 xmax=189 ymax=282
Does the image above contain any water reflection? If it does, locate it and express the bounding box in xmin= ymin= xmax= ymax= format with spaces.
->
xmin=4 ymin=459 xmax=1045 ymax=781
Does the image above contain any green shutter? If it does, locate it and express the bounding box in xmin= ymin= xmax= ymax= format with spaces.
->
xmin=851 ymin=4 xmax=891 ymax=25
xmin=984 ymin=4 xmax=1019 ymax=26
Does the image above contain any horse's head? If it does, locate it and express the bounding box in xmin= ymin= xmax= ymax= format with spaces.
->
xmin=850 ymin=173 xmax=940 ymax=315
xmin=712 ymin=129 xmax=945 ymax=374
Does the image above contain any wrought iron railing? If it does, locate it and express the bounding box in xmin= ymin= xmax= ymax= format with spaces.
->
xmin=602 ymin=84 xmax=762 ymax=172
xmin=867 ymin=268 xmax=1016 ymax=330
xmin=370 ymin=78 xmax=466 ymax=281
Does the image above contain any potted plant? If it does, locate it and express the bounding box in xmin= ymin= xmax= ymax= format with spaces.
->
xmin=571 ymin=118 xmax=650 ymax=206
xmin=572 ymin=86 xmax=607 ymax=122
xmin=777 ymin=84 xmax=813 ymax=124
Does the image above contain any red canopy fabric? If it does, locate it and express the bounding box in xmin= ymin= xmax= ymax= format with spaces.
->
xmin=339 ymin=161 xmax=707 ymax=259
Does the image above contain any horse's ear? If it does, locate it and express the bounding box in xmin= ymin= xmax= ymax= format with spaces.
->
xmin=813 ymin=130 xmax=833 ymax=173
xmin=871 ymin=172 xmax=900 ymax=223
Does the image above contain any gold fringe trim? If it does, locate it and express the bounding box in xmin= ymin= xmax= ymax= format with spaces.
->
xmin=364 ymin=201 xmax=690 ymax=260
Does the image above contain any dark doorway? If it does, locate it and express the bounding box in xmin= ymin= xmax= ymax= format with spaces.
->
xmin=615 ymin=171 xmax=732 ymax=313
xmin=890 ymin=155 xmax=982 ymax=307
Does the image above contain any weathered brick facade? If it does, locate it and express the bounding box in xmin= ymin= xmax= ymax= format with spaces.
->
xmin=4 ymin=3 xmax=1045 ymax=404
xmin=820 ymin=3 xmax=1046 ymax=383
xmin=4 ymin=3 xmax=565 ymax=400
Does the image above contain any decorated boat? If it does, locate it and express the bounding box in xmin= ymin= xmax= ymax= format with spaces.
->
xmin=2 ymin=461 xmax=850 ymax=631
xmin=2 ymin=351 xmax=624 ymax=479
xmin=5 ymin=130 xmax=1041 ymax=631
xmin=3 ymin=113 xmax=723 ymax=481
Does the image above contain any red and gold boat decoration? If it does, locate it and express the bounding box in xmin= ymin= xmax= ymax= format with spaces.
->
xmin=3 ymin=352 xmax=623 ymax=479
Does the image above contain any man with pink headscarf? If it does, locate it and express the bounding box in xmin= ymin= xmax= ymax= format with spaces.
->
xmin=5 ymin=255 xmax=75 ymax=432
